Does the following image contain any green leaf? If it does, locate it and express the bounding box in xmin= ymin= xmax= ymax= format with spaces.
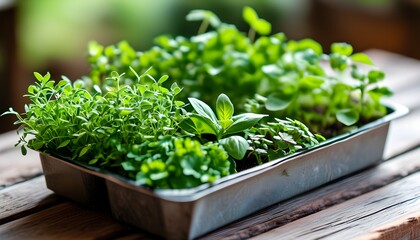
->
xmin=331 ymin=42 xmax=353 ymax=56
xmin=351 ymin=53 xmax=374 ymax=66
xmin=351 ymin=66 xmax=365 ymax=80
xmin=216 ymin=93 xmax=234 ymax=121
xmin=296 ymin=39 xmax=323 ymax=55
xmin=175 ymin=101 xmax=185 ymax=107
xmin=265 ymin=92 xmax=294 ymax=111
xmin=367 ymin=70 xmax=385 ymax=84
xmin=243 ymin=6 xmax=258 ymax=25
xmin=262 ymin=64 xmax=283 ymax=77
xmin=44 ymin=72 xmax=51 ymax=81
xmin=122 ymin=161 xmax=135 ymax=171
xmin=299 ymin=75 xmax=324 ymax=90
xmin=21 ymin=145 xmax=27 ymax=155
xmin=188 ymin=97 xmax=218 ymax=123
xmin=243 ymin=6 xmax=271 ymax=35
xmin=220 ymin=136 xmax=249 ymax=160
xmin=225 ymin=113 xmax=267 ymax=135
xmin=329 ymin=53 xmax=348 ymax=71
xmin=158 ymin=75 xmax=169 ymax=84
xmin=34 ymin=72 xmax=43 ymax=82
xmin=219 ymin=119 xmax=234 ymax=130
xmin=180 ymin=114 xmax=219 ymax=136
xmin=79 ymin=145 xmax=91 ymax=157
xmin=119 ymin=108 xmax=133 ymax=116
xmin=254 ymin=19 xmax=271 ymax=35
xmin=336 ymin=109 xmax=359 ymax=126
xmin=57 ymin=140 xmax=70 ymax=149
xmin=28 ymin=85 xmax=37 ymax=94
xmin=369 ymin=87 xmax=393 ymax=96
xmin=186 ymin=10 xmax=221 ymax=28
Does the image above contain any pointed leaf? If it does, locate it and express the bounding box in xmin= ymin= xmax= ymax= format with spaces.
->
xmin=158 ymin=75 xmax=169 ymax=84
xmin=351 ymin=53 xmax=374 ymax=66
xmin=34 ymin=72 xmax=43 ymax=82
xmin=79 ymin=145 xmax=91 ymax=157
xmin=180 ymin=114 xmax=219 ymax=136
xmin=225 ymin=113 xmax=267 ymax=135
xmin=216 ymin=93 xmax=234 ymax=121
xmin=188 ymin=97 xmax=218 ymax=123
xmin=57 ymin=140 xmax=71 ymax=149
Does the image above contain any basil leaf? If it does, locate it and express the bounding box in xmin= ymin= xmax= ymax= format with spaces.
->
xmin=216 ymin=93 xmax=234 ymax=121
xmin=188 ymin=97 xmax=218 ymax=123
xmin=336 ymin=109 xmax=359 ymax=126
xmin=225 ymin=113 xmax=267 ymax=135
xmin=220 ymin=136 xmax=249 ymax=160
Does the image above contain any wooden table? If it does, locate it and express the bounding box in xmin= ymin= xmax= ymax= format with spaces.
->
xmin=1 ymin=49 xmax=419 ymax=240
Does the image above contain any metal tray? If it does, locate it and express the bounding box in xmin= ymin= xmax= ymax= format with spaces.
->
xmin=39 ymin=102 xmax=408 ymax=239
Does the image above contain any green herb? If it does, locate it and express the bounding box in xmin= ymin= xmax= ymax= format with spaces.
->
xmin=82 ymin=7 xmax=391 ymax=137
xmin=6 ymin=6 xmax=393 ymax=190
xmin=180 ymin=93 xmax=267 ymax=160
xmin=246 ymin=118 xmax=325 ymax=164
xmin=2 ymin=70 xmax=237 ymax=189
xmin=122 ymin=136 xmax=233 ymax=189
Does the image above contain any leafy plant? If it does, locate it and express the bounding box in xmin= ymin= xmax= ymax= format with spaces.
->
xmin=2 ymin=70 xmax=238 ymax=189
xmin=4 ymin=6 xmax=393 ymax=190
xmin=246 ymin=118 xmax=325 ymax=165
xmin=180 ymin=93 xmax=267 ymax=160
xmin=82 ymin=7 xmax=391 ymax=137
xmin=121 ymin=136 xmax=233 ymax=189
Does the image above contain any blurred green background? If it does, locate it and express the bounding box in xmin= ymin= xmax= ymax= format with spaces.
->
xmin=1 ymin=0 xmax=419 ymax=132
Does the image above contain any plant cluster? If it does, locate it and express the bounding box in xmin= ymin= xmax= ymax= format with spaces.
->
xmin=84 ymin=7 xmax=391 ymax=136
xmin=3 ymin=7 xmax=392 ymax=189
xmin=4 ymin=69 xmax=321 ymax=189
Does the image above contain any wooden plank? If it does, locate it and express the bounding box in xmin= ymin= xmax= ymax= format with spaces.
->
xmin=367 ymin=49 xmax=420 ymax=94
xmin=0 ymin=130 xmax=43 ymax=188
xmin=201 ymin=147 xmax=420 ymax=239
xmin=0 ymin=176 xmax=60 ymax=224
xmin=366 ymin=50 xmax=420 ymax=158
xmin=251 ymin=171 xmax=420 ymax=240
xmin=384 ymin=109 xmax=420 ymax=159
xmin=113 ymin=232 xmax=157 ymax=240
xmin=0 ymin=147 xmax=42 ymax=189
xmin=356 ymin=212 xmax=420 ymax=240
xmin=0 ymin=130 xmax=19 ymax=152
xmin=0 ymin=202 xmax=139 ymax=240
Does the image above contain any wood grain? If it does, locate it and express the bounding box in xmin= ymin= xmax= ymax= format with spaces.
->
xmin=368 ymin=49 xmax=420 ymax=95
xmin=356 ymin=212 xmax=420 ymax=240
xmin=384 ymin=109 xmax=420 ymax=159
xmin=201 ymin=147 xmax=420 ymax=239
xmin=0 ymin=176 xmax=60 ymax=224
xmin=366 ymin=50 xmax=420 ymax=159
xmin=0 ymin=202 xmax=137 ymax=240
xmin=0 ymin=130 xmax=42 ymax=188
xmin=251 ymin=172 xmax=420 ymax=240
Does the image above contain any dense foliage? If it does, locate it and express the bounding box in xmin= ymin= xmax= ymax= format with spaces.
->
xmin=84 ymin=8 xmax=391 ymax=136
xmin=3 ymin=7 xmax=392 ymax=189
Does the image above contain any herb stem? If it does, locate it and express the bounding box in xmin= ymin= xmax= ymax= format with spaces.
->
xmin=248 ymin=28 xmax=256 ymax=43
xmin=198 ymin=19 xmax=209 ymax=35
